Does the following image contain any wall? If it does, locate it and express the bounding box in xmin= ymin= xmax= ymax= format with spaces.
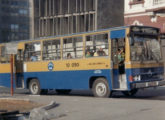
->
xmin=31 ymin=0 xmax=124 ymax=38
xmin=97 ymin=0 xmax=124 ymax=29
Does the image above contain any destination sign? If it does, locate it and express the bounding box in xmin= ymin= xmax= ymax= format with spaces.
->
xmin=130 ymin=26 xmax=159 ymax=35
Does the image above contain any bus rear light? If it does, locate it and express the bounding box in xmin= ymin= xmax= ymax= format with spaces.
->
xmin=129 ymin=76 xmax=133 ymax=82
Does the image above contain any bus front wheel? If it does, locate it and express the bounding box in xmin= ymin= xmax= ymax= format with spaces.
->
xmin=29 ymin=79 xmax=41 ymax=95
xmin=92 ymin=78 xmax=111 ymax=98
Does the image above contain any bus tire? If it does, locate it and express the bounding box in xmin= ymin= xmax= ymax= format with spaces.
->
xmin=122 ymin=89 xmax=138 ymax=96
xmin=56 ymin=89 xmax=71 ymax=95
xmin=29 ymin=79 xmax=41 ymax=95
xmin=92 ymin=78 xmax=111 ymax=98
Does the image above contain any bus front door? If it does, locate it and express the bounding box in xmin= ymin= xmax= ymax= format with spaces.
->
xmin=15 ymin=49 xmax=24 ymax=88
xmin=111 ymin=38 xmax=127 ymax=90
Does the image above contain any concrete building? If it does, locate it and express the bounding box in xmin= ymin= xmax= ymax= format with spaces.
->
xmin=31 ymin=0 xmax=124 ymax=38
xmin=0 ymin=3 xmax=2 ymax=41
xmin=124 ymin=0 xmax=165 ymax=33
xmin=0 ymin=0 xmax=30 ymax=43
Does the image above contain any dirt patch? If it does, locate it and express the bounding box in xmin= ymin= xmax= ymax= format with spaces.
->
xmin=0 ymin=99 xmax=43 ymax=112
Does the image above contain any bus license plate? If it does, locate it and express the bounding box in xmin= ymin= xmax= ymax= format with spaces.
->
xmin=148 ymin=82 xmax=157 ymax=87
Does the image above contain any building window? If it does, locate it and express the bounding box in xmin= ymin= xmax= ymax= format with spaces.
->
xmin=1 ymin=0 xmax=10 ymax=4
xmin=11 ymin=1 xmax=18 ymax=6
xmin=11 ymin=24 xmax=19 ymax=31
xmin=129 ymin=0 xmax=145 ymax=5
xmin=19 ymin=9 xmax=28 ymax=15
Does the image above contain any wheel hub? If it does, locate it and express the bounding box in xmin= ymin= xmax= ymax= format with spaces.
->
xmin=96 ymin=83 xmax=107 ymax=96
xmin=31 ymin=83 xmax=38 ymax=94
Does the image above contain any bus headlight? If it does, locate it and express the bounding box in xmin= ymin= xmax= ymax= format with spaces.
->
xmin=133 ymin=75 xmax=141 ymax=81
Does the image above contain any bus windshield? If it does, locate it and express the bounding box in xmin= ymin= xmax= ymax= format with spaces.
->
xmin=129 ymin=35 xmax=161 ymax=62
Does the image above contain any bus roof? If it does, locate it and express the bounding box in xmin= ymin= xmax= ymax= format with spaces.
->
xmin=0 ymin=25 xmax=160 ymax=44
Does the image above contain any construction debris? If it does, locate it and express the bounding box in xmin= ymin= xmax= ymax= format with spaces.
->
xmin=0 ymin=101 xmax=63 ymax=120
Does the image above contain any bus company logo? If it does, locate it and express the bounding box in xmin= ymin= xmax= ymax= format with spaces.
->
xmin=94 ymin=70 xmax=102 ymax=74
xmin=48 ymin=62 xmax=54 ymax=71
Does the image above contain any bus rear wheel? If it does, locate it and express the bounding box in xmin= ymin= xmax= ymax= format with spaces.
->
xmin=56 ymin=89 xmax=71 ymax=95
xmin=92 ymin=78 xmax=111 ymax=98
xmin=122 ymin=89 xmax=138 ymax=96
xmin=29 ymin=79 xmax=41 ymax=95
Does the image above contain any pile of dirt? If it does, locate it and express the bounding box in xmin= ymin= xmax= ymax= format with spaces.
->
xmin=0 ymin=99 xmax=42 ymax=112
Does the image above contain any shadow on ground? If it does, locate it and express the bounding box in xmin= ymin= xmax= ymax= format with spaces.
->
xmin=1 ymin=87 xmax=165 ymax=101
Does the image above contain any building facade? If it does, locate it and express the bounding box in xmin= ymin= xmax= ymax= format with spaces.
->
xmin=125 ymin=0 xmax=165 ymax=33
xmin=31 ymin=0 xmax=124 ymax=38
xmin=0 ymin=0 xmax=30 ymax=43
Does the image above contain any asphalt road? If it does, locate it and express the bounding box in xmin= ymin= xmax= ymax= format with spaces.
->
xmin=1 ymin=87 xmax=165 ymax=120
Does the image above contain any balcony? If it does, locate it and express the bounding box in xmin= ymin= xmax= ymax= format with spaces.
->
xmin=153 ymin=0 xmax=165 ymax=5
xmin=145 ymin=0 xmax=165 ymax=12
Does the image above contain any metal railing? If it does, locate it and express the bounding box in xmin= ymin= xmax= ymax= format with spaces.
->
xmin=153 ymin=0 xmax=165 ymax=5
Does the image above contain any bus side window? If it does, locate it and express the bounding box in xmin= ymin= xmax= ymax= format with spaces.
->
xmin=43 ymin=40 xmax=61 ymax=60
xmin=0 ymin=46 xmax=10 ymax=63
xmin=63 ymin=36 xmax=83 ymax=59
xmin=85 ymin=33 xmax=109 ymax=57
xmin=24 ymin=42 xmax=41 ymax=62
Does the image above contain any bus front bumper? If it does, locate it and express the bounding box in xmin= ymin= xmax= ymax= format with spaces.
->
xmin=131 ymin=80 xmax=165 ymax=89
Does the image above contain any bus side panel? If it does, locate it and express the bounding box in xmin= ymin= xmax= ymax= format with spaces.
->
xmin=0 ymin=73 xmax=11 ymax=88
xmin=24 ymin=69 xmax=112 ymax=90
xmin=0 ymin=64 xmax=11 ymax=88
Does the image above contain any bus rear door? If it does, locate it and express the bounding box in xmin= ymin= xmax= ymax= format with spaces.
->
xmin=111 ymin=29 xmax=128 ymax=90
xmin=15 ymin=49 xmax=24 ymax=88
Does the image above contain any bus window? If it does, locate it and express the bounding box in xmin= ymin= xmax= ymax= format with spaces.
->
xmin=85 ymin=33 xmax=108 ymax=57
xmin=129 ymin=35 xmax=161 ymax=61
xmin=0 ymin=46 xmax=10 ymax=63
xmin=63 ymin=36 xmax=83 ymax=59
xmin=24 ymin=42 xmax=41 ymax=62
xmin=43 ymin=40 xmax=61 ymax=60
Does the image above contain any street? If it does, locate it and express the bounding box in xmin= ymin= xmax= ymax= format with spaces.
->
xmin=0 ymin=87 xmax=165 ymax=120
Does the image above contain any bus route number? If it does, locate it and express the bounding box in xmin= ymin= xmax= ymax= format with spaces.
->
xmin=66 ymin=63 xmax=79 ymax=68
